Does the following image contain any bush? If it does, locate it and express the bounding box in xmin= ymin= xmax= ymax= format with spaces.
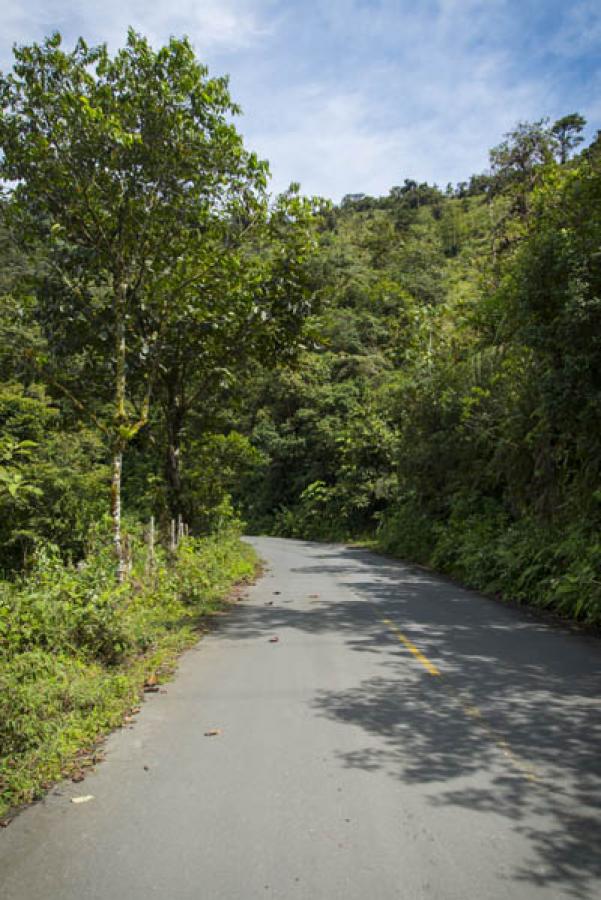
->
xmin=0 ymin=525 xmax=257 ymax=817
xmin=377 ymin=497 xmax=601 ymax=625
xmin=376 ymin=497 xmax=436 ymax=564
xmin=1 ymin=543 xmax=130 ymax=664
xmin=0 ymin=382 xmax=108 ymax=574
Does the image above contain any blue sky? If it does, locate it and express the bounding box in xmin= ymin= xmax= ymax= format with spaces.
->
xmin=2 ymin=0 xmax=600 ymax=200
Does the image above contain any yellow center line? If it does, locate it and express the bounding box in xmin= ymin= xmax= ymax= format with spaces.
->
xmin=458 ymin=700 xmax=540 ymax=783
xmin=379 ymin=615 xmax=540 ymax=783
xmin=381 ymin=618 xmax=441 ymax=677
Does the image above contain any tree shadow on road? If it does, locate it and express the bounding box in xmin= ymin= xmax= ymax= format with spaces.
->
xmin=230 ymin=540 xmax=601 ymax=898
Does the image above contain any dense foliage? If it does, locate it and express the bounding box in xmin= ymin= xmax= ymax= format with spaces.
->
xmin=1 ymin=29 xmax=599 ymax=816
xmin=0 ymin=32 xmax=314 ymax=816
xmin=234 ymin=119 xmax=601 ymax=625
xmin=0 ymin=526 xmax=256 ymax=817
xmin=0 ymin=31 xmax=318 ymax=574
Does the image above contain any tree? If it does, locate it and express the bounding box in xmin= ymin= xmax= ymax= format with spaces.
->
xmin=87 ymin=179 xmax=322 ymax=524
xmin=551 ymin=113 xmax=586 ymax=164
xmin=0 ymin=31 xmax=268 ymax=578
xmin=489 ymin=119 xmax=556 ymax=219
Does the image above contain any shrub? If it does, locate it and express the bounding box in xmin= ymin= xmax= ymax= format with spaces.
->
xmin=377 ymin=496 xmax=601 ymax=625
xmin=0 ymin=525 xmax=256 ymax=816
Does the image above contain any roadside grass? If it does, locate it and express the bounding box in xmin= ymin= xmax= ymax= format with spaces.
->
xmin=374 ymin=505 xmax=601 ymax=628
xmin=0 ymin=528 xmax=257 ymax=821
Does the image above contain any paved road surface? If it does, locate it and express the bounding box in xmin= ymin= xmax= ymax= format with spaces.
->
xmin=1 ymin=537 xmax=600 ymax=899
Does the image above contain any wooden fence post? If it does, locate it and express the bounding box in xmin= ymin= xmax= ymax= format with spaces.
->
xmin=145 ymin=515 xmax=155 ymax=576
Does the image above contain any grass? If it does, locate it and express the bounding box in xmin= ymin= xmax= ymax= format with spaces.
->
xmin=375 ymin=503 xmax=601 ymax=627
xmin=0 ymin=528 xmax=258 ymax=821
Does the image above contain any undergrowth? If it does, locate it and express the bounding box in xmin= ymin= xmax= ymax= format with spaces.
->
xmin=376 ymin=500 xmax=601 ymax=626
xmin=0 ymin=526 xmax=257 ymax=819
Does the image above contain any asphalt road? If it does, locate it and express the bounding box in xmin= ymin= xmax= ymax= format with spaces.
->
xmin=1 ymin=537 xmax=600 ymax=899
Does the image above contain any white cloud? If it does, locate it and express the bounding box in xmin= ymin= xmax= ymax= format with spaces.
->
xmin=246 ymin=72 xmax=547 ymax=199
xmin=248 ymin=87 xmax=401 ymax=198
xmin=252 ymin=1 xmax=600 ymax=198
xmin=1 ymin=0 xmax=272 ymax=63
xmin=238 ymin=2 xmax=556 ymax=197
xmin=546 ymin=0 xmax=601 ymax=58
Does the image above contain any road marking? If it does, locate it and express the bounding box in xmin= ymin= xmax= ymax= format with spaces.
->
xmin=381 ymin=618 xmax=441 ymax=676
xmin=380 ymin=616 xmax=540 ymax=782
xmin=456 ymin=697 xmax=540 ymax=783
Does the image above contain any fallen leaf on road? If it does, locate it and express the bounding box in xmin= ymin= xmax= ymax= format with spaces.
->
xmin=204 ymin=728 xmax=222 ymax=737
xmin=265 ymin=600 xmax=274 ymax=606
xmin=71 ymin=771 xmax=85 ymax=783
xmin=269 ymin=636 xmax=279 ymax=643
xmin=71 ymin=795 xmax=94 ymax=804
xmin=308 ymin=594 xmax=320 ymax=599
xmin=144 ymin=684 xmax=160 ymax=693
xmin=273 ymin=590 xmax=281 ymax=595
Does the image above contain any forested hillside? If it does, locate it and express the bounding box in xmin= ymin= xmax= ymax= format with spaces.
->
xmin=233 ymin=117 xmax=601 ymax=625
xmin=0 ymin=31 xmax=600 ymax=816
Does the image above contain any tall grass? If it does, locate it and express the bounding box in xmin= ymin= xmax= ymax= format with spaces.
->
xmin=0 ymin=526 xmax=256 ymax=818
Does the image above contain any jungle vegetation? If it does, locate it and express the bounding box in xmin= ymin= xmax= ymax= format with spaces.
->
xmin=235 ymin=116 xmax=601 ymax=626
xmin=0 ymin=32 xmax=599 ymax=814
xmin=0 ymin=31 xmax=316 ymax=815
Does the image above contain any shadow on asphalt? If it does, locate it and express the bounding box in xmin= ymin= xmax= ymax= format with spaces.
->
xmin=224 ymin=543 xmax=601 ymax=899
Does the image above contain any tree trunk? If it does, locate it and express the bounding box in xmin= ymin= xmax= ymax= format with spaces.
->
xmin=166 ymin=436 xmax=182 ymax=511
xmin=111 ymin=445 xmax=126 ymax=582
xmin=165 ymin=394 xmax=185 ymax=520
xmin=112 ymin=276 xmax=127 ymax=582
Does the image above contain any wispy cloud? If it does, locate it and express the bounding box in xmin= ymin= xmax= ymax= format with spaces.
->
xmin=545 ymin=0 xmax=601 ymax=57
xmin=251 ymin=0 xmax=600 ymax=196
xmin=1 ymin=1 xmax=599 ymax=199
xmin=1 ymin=0 xmax=272 ymax=56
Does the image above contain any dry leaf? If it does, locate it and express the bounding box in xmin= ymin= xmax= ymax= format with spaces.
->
xmin=268 ymin=636 xmax=279 ymax=643
xmin=144 ymin=684 xmax=160 ymax=693
xmin=308 ymin=594 xmax=320 ymax=599
xmin=71 ymin=771 xmax=85 ymax=783
xmin=204 ymin=728 xmax=222 ymax=737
